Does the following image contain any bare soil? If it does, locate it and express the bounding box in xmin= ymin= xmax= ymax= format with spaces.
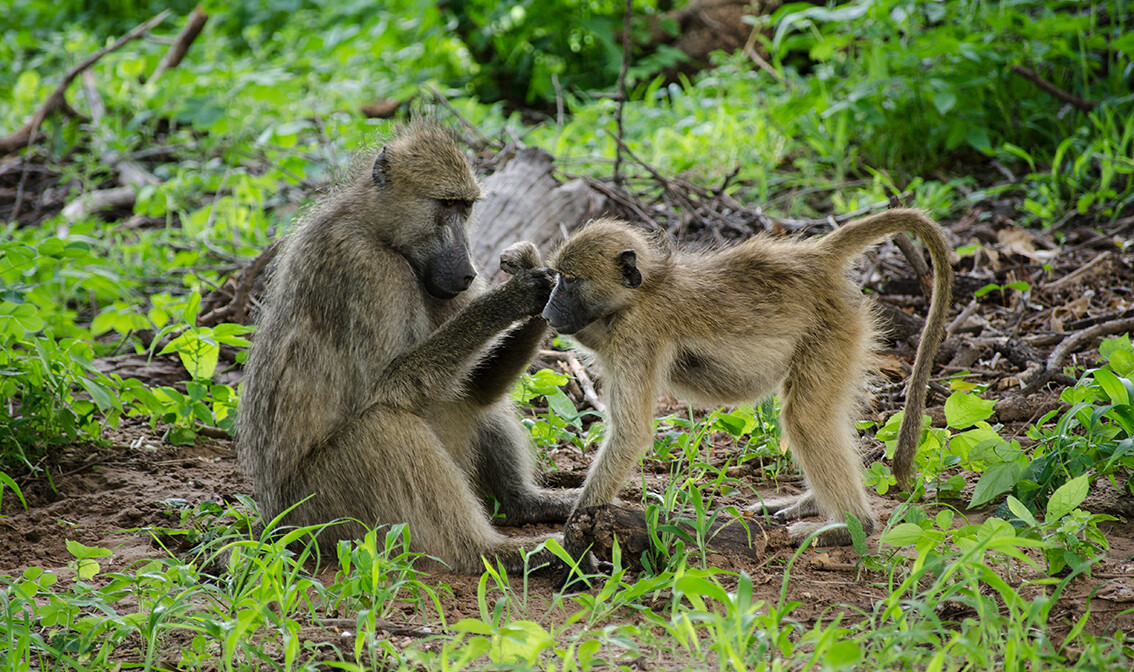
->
xmin=2 ymin=411 xmax=1132 ymax=650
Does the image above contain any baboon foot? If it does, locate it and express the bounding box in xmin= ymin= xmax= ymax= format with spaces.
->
xmin=493 ymin=489 xmax=580 ymax=527
xmin=752 ymin=493 xmax=820 ymax=522
xmin=786 ymin=516 xmax=875 ymax=547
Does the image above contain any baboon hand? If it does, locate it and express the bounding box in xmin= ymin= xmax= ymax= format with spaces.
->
xmin=500 ymin=241 xmax=542 ymax=275
xmin=501 ymin=266 xmax=554 ymax=316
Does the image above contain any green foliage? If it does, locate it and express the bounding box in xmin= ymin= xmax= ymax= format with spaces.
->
xmin=766 ymin=0 xmax=1132 ymax=201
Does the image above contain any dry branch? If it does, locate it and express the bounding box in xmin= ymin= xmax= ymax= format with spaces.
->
xmin=566 ymin=352 xmax=605 ymax=412
xmin=63 ymin=70 xmax=160 ymax=224
xmin=148 ymin=5 xmax=209 ymax=84
xmin=892 ymin=233 xmax=935 ymax=299
xmin=1014 ymin=316 xmax=1134 ymax=397
xmin=0 ymin=10 xmax=171 ymax=156
xmin=198 ymin=239 xmax=282 ymax=327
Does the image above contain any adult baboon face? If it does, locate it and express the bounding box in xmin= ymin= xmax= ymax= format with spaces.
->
xmin=413 ymin=198 xmax=478 ymax=300
xmin=371 ymin=138 xmax=481 ymax=300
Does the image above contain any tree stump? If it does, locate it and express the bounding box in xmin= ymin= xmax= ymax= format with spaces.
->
xmin=473 ymin=147 xmax=607 ymax=274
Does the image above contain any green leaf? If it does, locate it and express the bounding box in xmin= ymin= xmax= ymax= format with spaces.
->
xmin=1005 ymin=495 xmax=1038 ymax=526
xmin=944 ymin=392 xmax=995 ymax=429
xmin=879 ymin=522 xmax=924 ymax=547
xmin=65 ymin=539 xmax=112 ymax=559
xmin=969 ymin=459 xmax=1027 ymax=508
xmin=845 ymin=512 xmax=867 ymax=555
xmin=974 ymin=283 xmax=1001 ymax=298
xmin=932 ymin=90 xmax=956 ymax=115
xmin=1046 ymin=474 xmax=1090 ymax=523
xmin=1093 ymin=369 xmax=1131 ymax=406
xmin=546 ymin=389 xmax=578 ymax=424
xmin=824 ymin=640 xmax=863 ymax=667
xmin=452 ymin=618 xmax=494 ymax=635
xmin=78 ymin=377 xmax=115 ymax=412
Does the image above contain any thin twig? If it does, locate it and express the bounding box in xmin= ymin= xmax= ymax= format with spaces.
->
xmin=1010 ymin=65 xmax=1097 ymax=112
xmin=197 ymin=239 xmax=282 ymax=326
xmin=946 ymin=299 xmax=980 ymax=337
xmin=426 ymin=85 xmax=498 ymax=150
xmin=773 ymin=195 xmax=912 ymax=230
xmin=0 ymin=9 xmax=171 ymax=155
xmin=1041 ymin=251 xmax=1112 ymax=290
xmin=566 ymin=352 xmax=605 ymax=413
xmin=742 ymin=21 xmax=783 ymax=82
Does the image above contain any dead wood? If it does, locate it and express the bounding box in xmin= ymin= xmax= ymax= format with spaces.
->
xmin=566 ymin=504 xmax=786 ymax=569
xmin=472 ymin=147 xmax=607 ymax=274
xmin=1011 ymin=316 xmax=1134 ymax=398
xmin=198 ymin=239 xmax=282 ymax=327
xmin=0 ymin=10 xmax=171 ymax=156
xmin=148 ymin=5 xmax=209 ymax=84
xmin=566 ymin=351 xmax=605 ymax=412
xmin=892 ymin=233 xmax=935 ymax=299
xmin=60 ymin=186 xmax=137 ymax=222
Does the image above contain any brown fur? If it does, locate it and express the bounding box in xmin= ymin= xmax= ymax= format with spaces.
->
xmin=543 ymin=209 xmax=952 ymax=549
xmin=237 ymin=124 xmax=575 ymax=573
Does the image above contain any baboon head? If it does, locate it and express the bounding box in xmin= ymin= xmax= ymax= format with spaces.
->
xmin=370 ymin=125 xmax=482 ymax=300
xmin=543 ymin=219 xmax=653 ymax=334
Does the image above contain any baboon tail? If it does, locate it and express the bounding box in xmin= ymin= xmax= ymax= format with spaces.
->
xmin=820 ymin=208 xmax=954 ymax=489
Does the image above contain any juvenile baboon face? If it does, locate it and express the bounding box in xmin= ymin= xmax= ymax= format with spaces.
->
xmin=371 ymin=128 xmax=482 ymax=300
xmin=544 ymin=223 xmax=643 ymax=334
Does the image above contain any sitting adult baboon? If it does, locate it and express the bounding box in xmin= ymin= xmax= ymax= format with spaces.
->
xmin=238 ymin=123 xmax=576 ymax=573
xmin=541 ymin=209 xmax=952 ymax=557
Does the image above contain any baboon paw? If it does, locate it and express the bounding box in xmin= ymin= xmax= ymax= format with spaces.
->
xmin=787 ymin=521 xmax=854 ymax=547
xmin=500 ymin=241 xmax=542 ymax=274
xmin=752 ymin=496 xmax=803 ymax=518
xmin=505 ymin=266 xmax=555 ymax=315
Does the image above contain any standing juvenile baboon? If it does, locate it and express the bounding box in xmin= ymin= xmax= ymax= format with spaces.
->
xmin=541 ymin=209 xmax=953 ymax=554
xmin=238 ymin=124 xmax=576 ymax=573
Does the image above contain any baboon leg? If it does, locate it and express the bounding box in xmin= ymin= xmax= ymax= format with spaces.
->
xmin=284 ymin=405 xmax=556 ymax=573
xmin=776 ymin=353 xmax=876 ymax=547
xmin=474 ymin=406 xmax=579 ymax=526
xmin=756 ymin=492 xmax=821 ymax=520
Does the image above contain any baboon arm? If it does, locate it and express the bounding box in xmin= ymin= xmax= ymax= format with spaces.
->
xmin=466 ymin=317 xmax=548 ymax=405
xmin=574 ymin=356 xmax=660 ymax=510
xmin=372 ymin=289 xmax=527 ymax=410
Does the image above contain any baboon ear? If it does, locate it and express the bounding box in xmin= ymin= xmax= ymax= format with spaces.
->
xmin=372 ymin=147 xmax=390 ymax=186
xmin=617 ymin=249 xmax=641 ymax=288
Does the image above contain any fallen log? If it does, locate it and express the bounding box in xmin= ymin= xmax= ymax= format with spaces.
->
xmin=473 ymin=147 xmax=607 ymax=273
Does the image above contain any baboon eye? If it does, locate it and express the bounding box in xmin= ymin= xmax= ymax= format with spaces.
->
xmin=561 ymin=275 xmax=578 ymax=287
xmin=439 ymin=198 xmax=467 ymax=209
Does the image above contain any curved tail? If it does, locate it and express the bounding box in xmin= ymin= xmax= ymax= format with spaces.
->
xmin=819 ymin=208 xmax=954 ymax=489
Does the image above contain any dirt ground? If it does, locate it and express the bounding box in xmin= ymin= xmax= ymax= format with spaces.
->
xmin=2 ymin=410 xmax=1132 ymax=646
xmin=2 ymin=215 xmax=1134 ymax=648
